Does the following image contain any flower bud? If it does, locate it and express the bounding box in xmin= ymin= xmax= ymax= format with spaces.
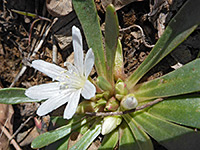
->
xmin=95 ymin=98 xmax=107 ymax=110
xmin=115 ymin=79 xmax=128 ymax=96
xmin=76 ymin=101 xmax=95 ymax=114
xmin=115 ymin=94 xmax=124 ymax=101
xmin=120 ymin=94 xmax=138 ymax=110
xmin=101 ymin=116 xmax=122 ymax=135
xmin=104 ymin=97 xmax=119 ymax=111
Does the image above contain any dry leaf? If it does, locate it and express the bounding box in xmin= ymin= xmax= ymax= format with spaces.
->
xmin=101 ymin=0 xmax=142 ymax=10
xmin=46 ymin=0 xmax=72 ymax=17
xmin=0 ymin=104 xmax=14 ymax=150
xmin=17 ymin=127 xmax=39 ymax=146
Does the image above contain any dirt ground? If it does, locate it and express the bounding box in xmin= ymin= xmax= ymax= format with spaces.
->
xmin=0 ymin=0 xmax=200 ymax=149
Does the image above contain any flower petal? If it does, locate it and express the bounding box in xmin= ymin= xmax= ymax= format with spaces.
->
xmin=72 ymin=26 xmax=84 ymax=75
xmin=32 ymin=60 xmax=66 ymax=81
xmin=64 ymin=62 xmax=79 ymax=75
xmin=36 ymin=90 xmax=73 ymax=116
xmin=84 ymin=48 xmax=95 ymax=78
xmin=81 ymin=80 xmax=96 ymax=99
xmin=63 ymin=89 xmax=81 ymax=119
xmin=25 ymin=82 xmax=60 ymax=100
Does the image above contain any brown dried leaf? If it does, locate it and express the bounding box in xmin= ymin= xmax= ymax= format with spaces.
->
xmin=0 ymin=104 xmax=14 ymax=149
xmin=17 ymin=127 xmax=39 ymax=146
xmin=46 ymin=0 xmax=72 ymax=17
xmin=101 ymin=0 xmax=142 ymax=10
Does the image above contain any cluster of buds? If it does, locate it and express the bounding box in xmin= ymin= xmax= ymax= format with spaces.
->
xmin=76 ymin=78 xmax=138 ymax=135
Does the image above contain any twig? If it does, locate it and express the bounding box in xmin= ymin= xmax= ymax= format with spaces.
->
xmin=85 ymin=98 xmax=163 ymax=117
xmin=120 ymin=24 xmax=155 ymax=48
xmin=9 ymin=65 xmax=27 ymax=87
xmin=9 ymin=18 xmax=56 ymax=87
xmin=0 ymin=123 xmax=22 ymax=150
xmin=52 ymin=36 xmax=58 ymax=64
xmin=31 ymin=18 xmax=57 ymax=57
xmin=10 ymin=116 xmax=33 ymax=140
xmin=0 ymin=118 xmax=8 ymax=137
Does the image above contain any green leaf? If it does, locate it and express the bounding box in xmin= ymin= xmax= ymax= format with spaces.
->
xmin=148 ymin=95 xmax=200 ymax=128
xmin=45 ymin=135 xmax=70 ymax=150
xmin=123 ymin=114 xmax=153 ymax=150
xmin=57 ymin=136 xmax=70 ymax=150
xmin=0 ymin=88 xmax=40 ymax=104
xmin=133 ymin=59 xmax=200 ymax=101
xmin=132 ymin=111 xmax=195 ymax=149
xmin=119 ymin=121 xmax=139 ymax=150
xmin=97 ymin=76 xmax=113 ymax=92
xmin=73 ymin=0 xmax=107 ymax=78
xmin=114 ymin=39 xmax=125 ymax=81
xmin=105 ymin=4 xmax=119 ymax=84
xmin=126 ymin=0 xmax=200 ymax=89
xmin=98 ymin=128 xmax=118 ymax=150
xmin=12 ymin=9 xmax=37 ymax=18
xmin=31 ymin=117 xmax=94 ymax=149
xmin=69 ymin=119 xmax=101 ymax=150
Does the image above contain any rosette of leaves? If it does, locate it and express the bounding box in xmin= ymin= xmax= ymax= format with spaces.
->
xmin=1 ymin=0 xmax=200 ymax=149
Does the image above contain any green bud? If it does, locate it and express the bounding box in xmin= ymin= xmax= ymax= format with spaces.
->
xmin=95 ymin=98 xmax=107 ymax=107
xmin=120 ymin=94 xmax=138 ymax=110
xmin=94 ymin=98 xmax=107 ymax=112
xmin=115 ymin=94 xmax=124 ymax=101
xmin=97 ymin=76 xmax=113 ymax=92
xmin=104 ymin=97 xmax=119 ymax=111
xmin=102 ymin=91 xmax=110 ymax=100
xmin=76 ymin=101 xmax=95 ymax=114
xmin=93 ymin=91 xmax=111 ymax=100
xmin=101 ymin=116 xmax=122 ymax=135
xmin=115 ymin=79 xmax=128 ymax=95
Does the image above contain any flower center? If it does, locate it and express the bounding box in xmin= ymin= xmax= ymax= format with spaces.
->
xmin=59 ymin=71 xmax=86 ymax=90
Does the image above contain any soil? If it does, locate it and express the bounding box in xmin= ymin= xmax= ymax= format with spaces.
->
xmin=0 ymin=0 xmax=199 ymax=149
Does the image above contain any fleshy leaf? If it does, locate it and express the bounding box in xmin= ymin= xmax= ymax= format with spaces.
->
xmin=105 ymin=4 xmax=119 ymax=85
xmin=132 ymin=111 xmax=199 ymax=149
xmin=98 ymin=129 xmax=118 ymax=150
xmin=119 ymin=121 xmax=139 ymax=150
xmin=69 ymin=119 xmax=101 ymax=150
xmin=73 ymin=0 xmax=107 ymax=78
xmin=0 ymin=88 xmax=40 ymax=104
xmin=114 ymin=39 xmax=125 ymax=81
xmin=57 ymin=136 xmax=70 ymax=150
xmin=31 ymin=117 xmax=94 ymax=149
xmin=45 ymin=135 xmax=70 ymax=150
xmin=133 ymin=59 xmax=200 ymax=101
xmin=123 ymin=114 xmax=153 ymax=150
xmin=148 ymin=95 xmax=200 ymax=128
xmin=126 ymin=0 xmax=200 ymax=89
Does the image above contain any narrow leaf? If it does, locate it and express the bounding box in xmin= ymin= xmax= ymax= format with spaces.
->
xmin=69 ymin=119 xmax=101 ymax=150
xmin=126 ymin=0 xmax=200 ymax=89
xmin=45 ymin=135 xmax=70 ymax=150
xmin=119 ymin=121 xmax=139 ymax=150
xmin=132 ymin=111 xmax=196 ymax=149
xmin=57 ymin=136 xmax=70 ymax=150
xmin=31 ymin=117 xmax=94 ymax=149
xmin=0 ymin=88 xmax=40 ymax=104
xmin=133 ymin=59 xmax=200 ymax=101
xmin=12 ymin=9 xmax=37 ymax=18
xmin=105 ymin=4 xmax=119 ymax=84
xmin=123 ymin=114 xmax=153 ymax=150
xmin=114 ymin=39 xmax=125 ymax=81
xmin=73 ymin=0 xmax=107 ymax=78
xmin=98 ymin=128 xmax=118 ymax=150
xmin=148 ymin=95 xmax=200 ymax=128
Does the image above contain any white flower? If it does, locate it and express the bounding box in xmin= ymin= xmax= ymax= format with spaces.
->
xmin=25 ymin=26 xmax=96 ymax=119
